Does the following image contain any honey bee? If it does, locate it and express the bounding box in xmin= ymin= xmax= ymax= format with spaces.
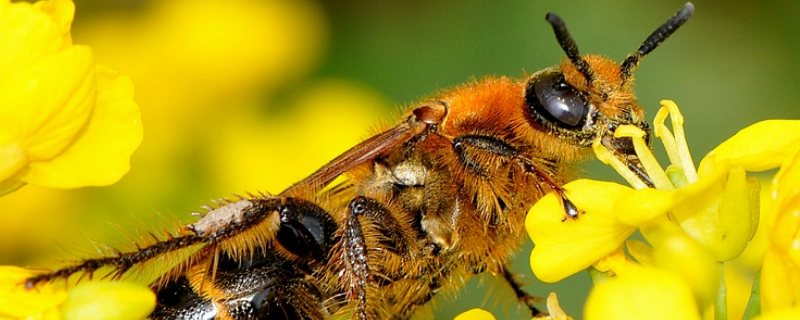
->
xmin=25 ymin=3 xmax=694 ymax=319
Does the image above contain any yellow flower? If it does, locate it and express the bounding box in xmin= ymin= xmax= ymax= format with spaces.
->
xmin=453 ymin=293 xmax=573 ymax=320
xmin=752 ymin=308 xmax=800 ymax=320
xmin=59 ymin=281 xmax=155 ymax=320
xmin=454 ymin=309 xmax=496 ymax=320
xmin=527 ymin=179 xmax=640 ymax=282
xmin=760 ymin=145 xmax=800 ymax=312
xmin=528 ymin=100 xmax=800 ymax=318
xmin=0 ymin=0 xmax=142 ymax=196
xmin=0 ymin=266 xmax=155 ymax=320
xmin=586 ymin=235 xmax=718 ymax=318
xmin=0 ymin=266 xmax=65 ymax=319
xmin=585 ymin=264 xmax=702 ymax=320
xmin=527 ymin=100 xmax=796 ymax=283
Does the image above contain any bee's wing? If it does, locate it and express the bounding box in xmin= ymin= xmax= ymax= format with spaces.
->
xmin=281 ymin=102 xmax=444 ymax=196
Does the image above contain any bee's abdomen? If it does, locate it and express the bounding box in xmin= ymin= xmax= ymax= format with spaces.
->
xmin=151 ymin=197 xmax=339 ymax=320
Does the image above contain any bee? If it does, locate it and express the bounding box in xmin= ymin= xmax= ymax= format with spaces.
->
xmin=25 ymin=3 xmax=694 ymax=319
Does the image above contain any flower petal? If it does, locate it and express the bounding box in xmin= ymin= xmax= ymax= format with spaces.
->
xmin=60 ymin=281 xmax=155 ymax=320
xmin=585 ymin=266 xmax=701 ymax=320
xmin=0 ymin=45 xmax=94 ymax=160
xmin=613 ymin=187 xmax=675 ymax=226
xmin=769 ymin=144 xmax=800 ymax=264
xmin=761 ymin=146 xmax=800 ymax=312
xmin=453 ymin=309 xmax=496 ymax=320
xmin=33 ymin=0 xmax=75 ymax=43
xmin=761 ymin=247 xmax=800 ymax=313
xmin=528 ymin=179 xmax=638 ymax=282
xmin=0 ymin=266 xmax=67 ymax=318
xmin=23 ymin=65 xmax=142 ymax=187
xmin=652 ymin=234 xmax=720 ymax=307
xmin=700 ymin=120 xmax=800 ymax=173
xmin=0 ymin=0 xmax=66 ymax=82
xmin=752 ymin=309 xmax=800 ymax=320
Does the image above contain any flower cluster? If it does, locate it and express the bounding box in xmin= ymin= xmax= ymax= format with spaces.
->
xmin=0 ymin=0 xmax=150 ymax=318
xmin=0 ymin=0 xmax=142 ymax=197
xmin=524 ymin=100 xmax=800 ymax=319
xmin=458 ymin=99 xmax=800 ymax=319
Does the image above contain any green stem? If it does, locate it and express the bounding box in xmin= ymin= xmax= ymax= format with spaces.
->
xmin=741 ymin=270 xmax=761 ymax=320
xmin=715 ymin=262 xmax=728 ymax=320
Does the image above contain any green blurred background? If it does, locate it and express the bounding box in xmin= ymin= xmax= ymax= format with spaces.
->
xmin=2 ymin=0 xmax=798 ymax=318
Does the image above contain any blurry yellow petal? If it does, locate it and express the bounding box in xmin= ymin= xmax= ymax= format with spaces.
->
xmin=0 ymin=45 xmax=94 ymax=159
xmin=0 ymin=0 xmax=141 ymax=191
xmin=33 ymin=0 xmax=75 ymax=43
xmin=752 ymin=308 xmax=800 ymax=320
xmin=209 ymin=79 xmax=385 ymax=193
xmin=453 ymin=309 xmax=496 ymax=320
xmin=761 ymin=147 xmax=800 ymax=312
xmin=0 ymin=266 xmax=67 ymax=318
xmin=152 ymin=0 xmax=326 ymax=97
xmin=23 ymin=66 xmax=142 ymax=187
xmin=769 ymin=146 xmax=800 ymax=264
xmin=528 ymin=179 xmax=637 ymax=282
xmin=761 ymin=248 xmax=800 ymax=312
xmin=0 ymin=179 xmax=25 ymax=196
xmin=585 ymin=266 xmax=701 ymax=320
xmin=652 ymin=234 xmax=719 ymax=307
xmin=699 ymin=120 xmax=800 ymax=174
xmin=0 ymin=143 xmax=26 ymax=182
xmin=0 ymin=0 xmax=67 ymax=80
xmin=593 ymin=246 xmax=635 ymax=277
xmin=60 ymin=281 xmax=155 ymax=320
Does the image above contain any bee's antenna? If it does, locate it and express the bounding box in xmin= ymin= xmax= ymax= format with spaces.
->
xmin=620 ymin=2 xmax=695 ymax=83
xmin=546 ymin=12 xmax=595 ymax=83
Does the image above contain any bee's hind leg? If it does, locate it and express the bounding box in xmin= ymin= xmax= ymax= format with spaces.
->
xmin=501 ymin=266 xmax=543 ymax=317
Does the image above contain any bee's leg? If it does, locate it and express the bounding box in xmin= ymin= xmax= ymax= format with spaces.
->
xmin=25 ymin=232 xmax=205 ymax=288
xmin=501 ymin=266 xmax=542 ymax=316
xmin=340 ymin=196 xmax=409 ymax=320
xmin=25 ymin=198 xmax=281 ymax=287
xmin=26 ymin=197 xmax=337 ymax=288
xmin=517 ymin=157 xmax=582 ymax=219
xmin=341 ymin=197 xmax=373 ymax=320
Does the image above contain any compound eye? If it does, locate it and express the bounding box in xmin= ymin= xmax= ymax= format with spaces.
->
xmin=526 ymin=72 xmax=589 ymax=129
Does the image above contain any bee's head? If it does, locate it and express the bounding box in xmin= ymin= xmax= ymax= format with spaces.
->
xmin=523 ymin=3 xmax=693 ymax=184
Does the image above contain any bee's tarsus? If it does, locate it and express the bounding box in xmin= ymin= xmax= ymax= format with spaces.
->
xmin=561 ymin=194 xmax=582 ymax=220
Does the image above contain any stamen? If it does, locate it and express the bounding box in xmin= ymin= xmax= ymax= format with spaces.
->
xmin=654 ymin=100 xmax=698 ymax=183
xmin=614 ymin=125 xmax=674 ymax=190
xmin=545 ymin=292 xmax=568 ymax=319
xmin=592 ymin=139 xmax=649 ymax=189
